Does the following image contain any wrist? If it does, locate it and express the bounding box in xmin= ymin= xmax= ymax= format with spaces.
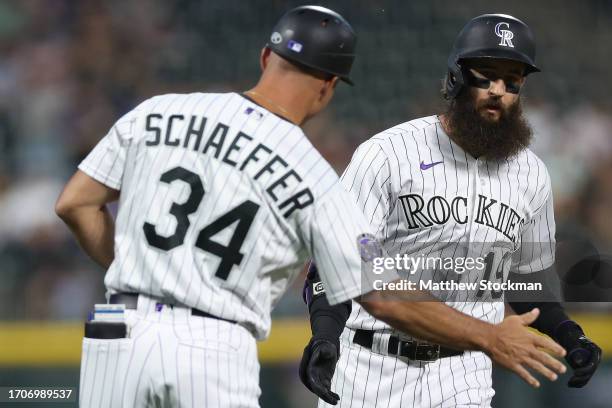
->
xmin=310 ymin=337 xmax=340 ymax=354
xmin=464 ymin=319 xmax=496 ymax=353
xmin=553 ymin=320 xmax=582 ymax=337
xmin=310 ymin=313 xmax=345 ymax=341
xmin=553 ymin=320 xmax=584 ymax=350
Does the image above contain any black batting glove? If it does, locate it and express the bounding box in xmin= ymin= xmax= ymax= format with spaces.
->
xmin=299 ymin=338 xmax=340 ymax=405
xmin=555 ymin=321 xmax=602 ymax=388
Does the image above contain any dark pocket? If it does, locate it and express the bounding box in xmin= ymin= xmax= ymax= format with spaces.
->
xmin=84 ymin=321 xmax=127 ymax=339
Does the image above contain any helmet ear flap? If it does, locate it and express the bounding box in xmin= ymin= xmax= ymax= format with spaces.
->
xmin=444 ymin=61 xmax=464 ymax=100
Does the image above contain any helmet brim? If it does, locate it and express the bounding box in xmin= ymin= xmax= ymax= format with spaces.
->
xmin=458 ymin=50 xmax=540 ymax=74
xmin=269 ymin=47 xmax=355 ymax=85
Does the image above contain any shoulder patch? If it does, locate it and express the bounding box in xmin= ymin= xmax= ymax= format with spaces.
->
xmin=358 ymin=233 xmax=383 ymax=263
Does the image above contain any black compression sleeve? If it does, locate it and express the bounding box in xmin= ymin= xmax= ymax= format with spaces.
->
xmin=509 ymin=300 xmax=570 ymax=338
xmin=309 ymin=295 xmax=351 ymax=344
xmin=507 ymin=269 xmax=570 ymax=338
xmin=303 ymin=261 xmax=351 ymax=347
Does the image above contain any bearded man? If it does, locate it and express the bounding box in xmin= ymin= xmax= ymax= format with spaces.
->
xmin=299 ymin=14 xmax=601 ymax=407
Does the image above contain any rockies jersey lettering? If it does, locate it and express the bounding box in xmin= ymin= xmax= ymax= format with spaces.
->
xmin=399 ymin=193 xmax=524 ymax=242
xmin=78 ymin=92 xmax=376 ymax=340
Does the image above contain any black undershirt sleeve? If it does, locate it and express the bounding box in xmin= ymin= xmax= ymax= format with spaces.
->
xmin=507 ymin=269 xmax=570 ymax=338
xmin=303 ymin=262 xmax=351 ymax=346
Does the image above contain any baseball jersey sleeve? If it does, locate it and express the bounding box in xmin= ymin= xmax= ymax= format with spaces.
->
xmin=510 ymin=178 xmax=556 ymax=274
xmin=299 ymin=182 xmax=385 ymax=306
xmin=340 ymin=140 xmax=391 ymax=237
xmin=78 ymin=104 xmax=143 ymax=190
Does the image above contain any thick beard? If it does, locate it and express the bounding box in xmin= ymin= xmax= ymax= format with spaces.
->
xmin=445 ymin=90 xmax=533 ymax=161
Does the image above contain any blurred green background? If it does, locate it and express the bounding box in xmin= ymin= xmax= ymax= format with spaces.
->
xmin=0 ymin=0 xmax=611 ymax=407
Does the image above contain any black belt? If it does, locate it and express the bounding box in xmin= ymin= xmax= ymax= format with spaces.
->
xmin=109 ymin=293 xmax=237 ymax=325
xmin=353 ymin=329 xmax=462 ymax=361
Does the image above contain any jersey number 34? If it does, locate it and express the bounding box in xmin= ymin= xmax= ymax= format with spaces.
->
xmin=143 ymin=166 xmax=260 ymax=280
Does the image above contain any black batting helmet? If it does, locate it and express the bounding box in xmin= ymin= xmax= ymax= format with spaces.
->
xmin=444 ymin=14 xmax=539 ymax=99
xmin=267 ymin=5 xmax=357 ymax=85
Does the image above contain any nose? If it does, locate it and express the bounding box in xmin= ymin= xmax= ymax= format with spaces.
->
xmin=488 ymin=78 xmax=506 ymax=96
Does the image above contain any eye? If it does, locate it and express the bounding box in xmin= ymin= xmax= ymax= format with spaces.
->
xmin=504 ymin=77 xmax=522 ymax=94
xmin=505 ymin=81 xmax=521 ymax=94
xmin=472 ymin=77 xmax=491 ymax=89
xmin=466 ymin=70 xmax=492 ymax=90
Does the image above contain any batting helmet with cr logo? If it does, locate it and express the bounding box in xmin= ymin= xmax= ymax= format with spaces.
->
xmin=444 ymin=14 xmax=540 ymax=99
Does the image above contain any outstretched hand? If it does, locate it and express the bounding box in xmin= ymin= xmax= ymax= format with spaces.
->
xmin=487 ymin=308 xmax=567 ymax=388
xmin=299 ymin=339 xmax=340 ymax=405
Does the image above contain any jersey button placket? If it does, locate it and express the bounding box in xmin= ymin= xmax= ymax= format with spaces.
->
xmin=467 ymin=158 xmax=480 ymax=245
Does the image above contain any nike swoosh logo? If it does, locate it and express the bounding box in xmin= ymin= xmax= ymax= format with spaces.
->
xmin=420 ymin=161 xmax=443 ymax=170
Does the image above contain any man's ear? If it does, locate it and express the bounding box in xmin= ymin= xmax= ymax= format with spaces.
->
xmin=319 ymin=76 xmax=339 ymax=99
xmin=260 ymin=47 xmax=272 ymax=71
xmin=330 ymin=76 xmax=339 ymax=89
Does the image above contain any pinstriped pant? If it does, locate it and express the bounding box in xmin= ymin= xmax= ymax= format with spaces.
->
xmin=319 ymin=328 xmax=494 ymax=408
xmin=79 ymin=297 xmax=260 ymax=407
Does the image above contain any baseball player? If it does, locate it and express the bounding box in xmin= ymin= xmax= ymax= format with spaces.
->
xmin=56 ymin=7 xmax=567 ymax=408
xmin=300 ymin=14 xmax=602 ymax=407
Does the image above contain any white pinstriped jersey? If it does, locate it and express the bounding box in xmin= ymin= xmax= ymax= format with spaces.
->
xmin=79 ymin=92 xmax=375 ymax=340
xmin=341 ymin=114 xmax=555 ymax=333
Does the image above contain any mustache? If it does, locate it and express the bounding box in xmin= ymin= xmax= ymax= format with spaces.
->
xmin=478 ymin=98 xmax=503 ymax=110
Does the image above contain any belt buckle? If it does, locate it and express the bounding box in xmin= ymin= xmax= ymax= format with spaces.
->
xmin=415 ymin=343 xmax=440 ymax=361
xmin=397 ymin=339 xmax=416 ymax=359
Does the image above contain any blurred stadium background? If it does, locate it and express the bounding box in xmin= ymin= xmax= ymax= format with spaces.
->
xmin=0 ymin=0 xmax=611 ymax=407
